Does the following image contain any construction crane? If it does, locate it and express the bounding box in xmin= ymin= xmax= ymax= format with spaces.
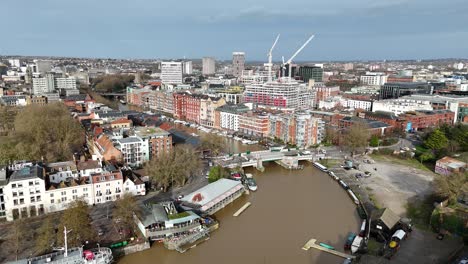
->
xmin=264 ymin=34 xmax=280 ymax=82
xmin=284 ymin=34 xmax=315 ymax=80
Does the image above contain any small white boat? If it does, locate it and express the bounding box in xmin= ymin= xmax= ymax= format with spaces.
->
xmin=241 ymin=139 xmax=250 ymax=144
xmin=246 ymin=140 xmax=258 ymax=145
xmin=245 ymin=173 xmax=257 ymax=191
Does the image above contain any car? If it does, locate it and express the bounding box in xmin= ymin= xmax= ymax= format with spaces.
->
xmin=98 ymin=229 xmax=104 ymax=236
xmin=364 ymin=171 xmax=372 ymax=177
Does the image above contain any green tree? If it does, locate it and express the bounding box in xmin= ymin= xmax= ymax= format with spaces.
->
xmin=344 ymin=121 xmax=370 ymax=155
xmin=369 ymin=135 xmax=379 ymax=147
xmin=200 ymin=134 xmax=226 ymax=156
xmin=419 ymin=151 xmax=434 ymax=163
xmin=12 ymin=103 xmax=84 ymax=162
xmin=424 ymin=129 xmax=448 ymax=152
xmin=35 ymin=215 xmax=56 ymax=254
xmin=145 ymin=145 xmax=202 ymax=191
xmin=114 ymin=194 xmax=142 ymax=237
xmin=208 ymin=165 xmax=227 ymax=183
xmin=57 ymin=200 xmax=95 ymax=247
xmin=92 ymin=74 xmax=135 ymax=93
xmin=434 ymin=173 xmax=467 ymax=205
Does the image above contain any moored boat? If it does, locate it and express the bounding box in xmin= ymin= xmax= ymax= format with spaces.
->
xmin=245 ymin=173 xmax=257 ymax=191
xmin=319 ymin=242 xmax=335 ymax=250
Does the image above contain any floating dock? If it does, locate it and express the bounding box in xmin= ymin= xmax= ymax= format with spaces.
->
xmin=302 ymin=238 xmax=355 ymax=259
xmin=233 ymin=202 xmax=251 ymax=217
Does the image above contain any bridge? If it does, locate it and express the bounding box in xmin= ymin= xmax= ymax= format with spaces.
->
xmin=215 ymin=149 xmax=324 ymax=171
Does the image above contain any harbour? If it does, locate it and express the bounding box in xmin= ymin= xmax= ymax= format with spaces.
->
xmin=119 ymin=162 xmax=361 ymax=264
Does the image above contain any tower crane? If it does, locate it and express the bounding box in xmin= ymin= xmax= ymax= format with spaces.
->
xmin=284 ymin=34 xmax=315 ymax=81
xmin=264 ymin=34 xmax=280 ymax=82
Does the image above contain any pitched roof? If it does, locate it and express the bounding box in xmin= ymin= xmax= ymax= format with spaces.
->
xmin=111 ymin=118 xmax=132 ymax=125
xmin=371 ymin=208 xmax=400 ymax=229
xmin=77 ymin=160 xmax=101 ymax=171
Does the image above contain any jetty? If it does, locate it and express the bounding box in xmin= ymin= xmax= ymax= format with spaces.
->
xmin=233 ymin=202 xmax=251 ymax=217
xmin=302 ymin=238 xmax=355 ymax=259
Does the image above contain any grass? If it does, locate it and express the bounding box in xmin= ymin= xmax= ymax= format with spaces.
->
xmin=368 ymin=192 xmax=382 ymax=209
xmin=168 ymin=211 xmax=190 ymax=220
xmin=406 ymin=198 xmax=435 ymax=231
xmin=370 ymin=153 xmax=432 ymax=172
xmin=366 ymin=239 xmax=383 ymax=255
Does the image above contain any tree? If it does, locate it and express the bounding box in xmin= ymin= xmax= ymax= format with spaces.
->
xmin=434 ymin=173 xmax=467 ymax=205
xmin=424 ymin=129 xmax=448 ymax=152
xmin=419 ymin=151 xmax=434 ymax=163
xmin=369 ymin=135 xmax=379 ymax=147
xmin=35 ymin=215 xmax=56 ymax=255
xmin=114 ymin=194 xmax=142 ymax=236
xmin=12 ymin=103 xmax=84 ymax=162
xmin=344 ymin=121 xmax=370 ymax=155
xmin=92 ymin=74 xmax=135 ymax=93
xmin=57 ymin=200 xmax=95 ymax=247
xmin=145 ymin=145 xmax=202 ymax=191
xmin=200 ymin=134 xmax=226 ymax=156
xmin=10 ymin=219 xmax=27 ymax=260
xmin=208 ymin=165 xmax=227 ymax=183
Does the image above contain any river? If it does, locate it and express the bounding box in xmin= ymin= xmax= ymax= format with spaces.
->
xmin=119 ymin=162 xmax=360 ymax=264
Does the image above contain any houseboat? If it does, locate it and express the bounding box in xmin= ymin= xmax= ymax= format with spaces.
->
xmin=245 ymin=173 xmax=257 ymax=191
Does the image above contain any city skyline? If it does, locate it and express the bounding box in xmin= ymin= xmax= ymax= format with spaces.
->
xmin=2 ymin=0 xmax=468 ymax=61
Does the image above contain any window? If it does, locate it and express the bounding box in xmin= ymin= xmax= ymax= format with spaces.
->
xmin=72 ymin=189 xmax=77 ymax=194
xmin=13 ymin=199 xmax=18 ymax=205
xmin=35 ymin=181 xmax=40 ymax=185
xmin=51 ymin=199 xmax=54 ymax=204
xmin=72 ymin=195 xmax=78 ymax=200
xmin=13 ymin=192 xmax=17 ymax=197
xmin=29 ymin=181 xmax=34 ymax=186
xmin=61 ymin=191 xmax=66 ymax=196
xmin=12 ymin=184 xmax=16 ymax=188
xmin=61 ymin=197 xmax=67 ymax=202
xmin=31 ymin=197 xmax=35 ymax=203
xmin=17 ymin=184 xmax=22 ymax=188
xmin=50 ymin=193 xmax=54 ymax=197
xmin=37 ymin=196 xmax=41 ymax=202
xmin=19 ymin=191 xmax=23 ymax=196
xmin=19 ymin=198 xmax=24 ymax=204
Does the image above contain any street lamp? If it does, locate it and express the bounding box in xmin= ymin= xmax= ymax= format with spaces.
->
xmin=64 ymin=226 xmax=72 ymax=257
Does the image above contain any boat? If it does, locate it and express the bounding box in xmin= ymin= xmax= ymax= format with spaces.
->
xmin=246 ymin=140 xmax=258 ymax=145
xmin=351 ymin=236 xmax=364 ymax=254
xmin=344 ymin=232 xmax=356 ymax=250
xmin=230 ymin=172 xmax=242 ymax=181
xmin=7 ymin=247 xmax=113 ymax=264
xmin=245 ymin=173 xmax=257 ymax=191
xmin=241 ymin=139 xmax=250 ymax=144
xmin=119 ymin=99 xmax=126 ymax=104
xmin=319 ymin=242 xmax=335 ymax=250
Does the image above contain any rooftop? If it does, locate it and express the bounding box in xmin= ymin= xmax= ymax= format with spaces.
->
xmin=134 ymin=127 xmax=170 ymax=138
xmin=117 ymin=136 xmax=142 ymax=144
xmin=180 ymin=178 xmax=243 ymax=208
xmin=437 ymin=156 xmax=467 ymax=170
xmin=10 ymin=165 xmax=44 ymax=182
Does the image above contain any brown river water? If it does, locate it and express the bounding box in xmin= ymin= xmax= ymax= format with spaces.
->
xmin=119 ymin=162 xmax=360 ymax=264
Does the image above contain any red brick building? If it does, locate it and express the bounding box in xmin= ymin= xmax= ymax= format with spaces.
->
xmin=173 ymin=93 xmax=203 ymax=124
xmin=399 ymin=110 xmax=455 ymax=131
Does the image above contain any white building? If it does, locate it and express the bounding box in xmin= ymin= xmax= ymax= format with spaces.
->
xmin=183 ymin=61 xmax=193 ymax=75
xmin=8 ymin=59 xmax=22 ymax=68
xmin=360 ymin=72 xmax=388 ymax=86
xmin=0 ymin=168 xmax=8 ymax=220
xmin=89 ymin=169 xmax=124 ymax=204
xmin=318 ymin=96 xmax=372 ymax=111
xmin=34 ymin=60 xmax=53 ymax=74
xmin=116 ymin=136 xmax=149 ymax=167
xmin=202 ymin=57 xmax=216 ymax=76
xmin=372 ymin=99 xmax=433 ymax=116
xmin=55 ymin=77 xmax=77 ymax=90
xmin=32 ymin=74 xmax=77 ymax=94
xmin=217 ymin=104 xmax=250 ymax=131
xmin=45 ymin=181 xmax=93 ymax=213
xmin=161 ymin=61 xmax=183 ymax=84
xmin=3 ymin=164 xmax=46 ymax=221
xmin=123 ymin=174 xmax=146 ymax=196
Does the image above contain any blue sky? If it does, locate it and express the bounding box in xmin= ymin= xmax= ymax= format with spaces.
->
xmin=2 ymin=0 xmax=468 ymax=61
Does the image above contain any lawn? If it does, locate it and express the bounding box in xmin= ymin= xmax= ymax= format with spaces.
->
xmin=168 ymin=211 xmax=190 ymax=220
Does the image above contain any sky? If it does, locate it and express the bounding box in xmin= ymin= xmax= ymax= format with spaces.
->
xmin=2 ymin=0 xmax=468 ymax=61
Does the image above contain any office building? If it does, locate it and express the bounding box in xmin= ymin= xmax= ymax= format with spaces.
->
xmin=232 ymin=52 xmax=245 ymax=77
xmin=32 ymin=74 xmax=77 ymax=95
xmin=360 ymin=72 xmax=388 ymax=86
xmin=202 ymin=57 xmax=216 ymax=76
xmin=161 ymin=61 xmax=183 ymax=84
xmin=215 ymin=104 xmax=250 ymax=131
xmin=34 ymin=60 xmax=52 ymax=74
xmin=380 ymin=82 xmax=432 ymax=99
xmin=298 ymin=65 xmax=323 ymax=82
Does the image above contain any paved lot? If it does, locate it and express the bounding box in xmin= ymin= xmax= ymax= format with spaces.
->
xmin=339 ymin=155 xmax=435 ymax=216
xmin=359 ymin=229 xmax=462 ymax=264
